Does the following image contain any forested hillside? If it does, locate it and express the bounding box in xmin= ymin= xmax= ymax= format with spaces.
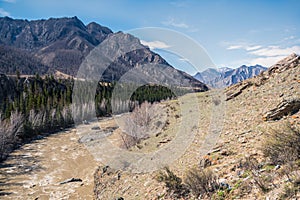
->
xmin=0 ymin=74 xmax=187 ymax=161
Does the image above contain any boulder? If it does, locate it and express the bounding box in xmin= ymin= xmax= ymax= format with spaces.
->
xmin=263 ymin=98 xmax=300 ymax=121
xmin=59 ymin=178 xmax=82 ymax=185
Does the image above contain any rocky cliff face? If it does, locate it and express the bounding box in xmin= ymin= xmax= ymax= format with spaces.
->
xmin=193 ymin=65 xmax=267 ymax=88
xmin=0 ymin=16 xmax=113 ymax=75
xmin=0 ymin=16 xmax=109 ymax=50
xmin=0 ymin=16 xmax=206 ymax=90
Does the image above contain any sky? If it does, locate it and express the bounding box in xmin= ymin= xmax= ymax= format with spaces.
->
xmin=0 ymin=0 xmax=300 ymax=75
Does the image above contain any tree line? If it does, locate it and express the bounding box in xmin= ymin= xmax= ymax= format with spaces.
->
xmin=0 ymin=74 xmax=191 ymax=160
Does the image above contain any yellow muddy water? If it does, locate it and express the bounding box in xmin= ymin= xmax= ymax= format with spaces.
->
xmin=0 ymin=128 xmax=99 ymax=200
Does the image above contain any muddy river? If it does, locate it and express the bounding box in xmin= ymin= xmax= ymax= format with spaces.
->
xmin=0 ymin=126 xmax=99 ymax=200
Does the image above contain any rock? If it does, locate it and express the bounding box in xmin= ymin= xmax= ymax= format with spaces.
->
xmin=83 ymin=120 xmax=89 ymax=125
xmin=91 ymin=126 xmax=101 ymax=130
xmin=209 ymin=148 xmax=221 ymax=154
xmin=263 ymin=97 xmax=300 ymax=121
xmin=238 ymin=138 xmax=247 ymax=144
xmin=78 ymin=131 xmax=112 ymax=143
xmin=159 ymin=139 xmax=171 ymax=144
xmin=259 ymin=168 xmax=266 ymax=172
xmin=199 ymin=155 xmax=212 ymax=168
xmin=274 ymin=165 xmax=281 ymax=170
xmin=102 ymin=165 xmax=109 ymax=174
xmin=225 ymin=82 xmax=253 ymax=101
xmin=219 ymin=179 xmax=231 ymax=190
xmin=220 ymin=150 xmax=229 ymax=156
xmin=267 ymin=53 xmax=300 ymax=75
xmin=59 ymin=178 xmax=83 ymax=185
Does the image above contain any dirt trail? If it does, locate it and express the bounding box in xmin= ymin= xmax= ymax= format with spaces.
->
xmin=0 ymin=128 xmax=99 ymax=200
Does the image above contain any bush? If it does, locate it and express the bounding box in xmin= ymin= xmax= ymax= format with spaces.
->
xmin=262 ymin=123 xmax=300 ymax=164
xmin=184 ymin=167 xmax=219 ymax=198
xmin=279 ymin=182 xmax=300 ymax=200
xmin=156 ymin=167 xmax=188 ymax=198
xmin=241 ymin=156 xmax=271 ymax=192
xmin=0 ymin=111 xmax=24 ymax=160
xmin=120 ymin=102 xmax=162 ymax=149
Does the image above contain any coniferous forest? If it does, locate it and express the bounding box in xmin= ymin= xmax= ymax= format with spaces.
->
xmin=0 ymin=73 xmax=191 ymax=160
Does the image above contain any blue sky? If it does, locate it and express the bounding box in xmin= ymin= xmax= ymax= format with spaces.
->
xmin=1 ymin=0 xmax=300 ymax=75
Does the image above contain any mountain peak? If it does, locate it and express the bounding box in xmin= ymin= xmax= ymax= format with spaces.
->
xmin=0 ymin=16 xmax=206 ymax=91
xmin=193 ymin=65 xmax=267 ymax=88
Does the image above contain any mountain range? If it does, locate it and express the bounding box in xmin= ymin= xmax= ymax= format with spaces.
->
xmin=0 ymin=16 xmax=207 ymax=90
xmin=193 ymin=65 xmax=267 ymax=88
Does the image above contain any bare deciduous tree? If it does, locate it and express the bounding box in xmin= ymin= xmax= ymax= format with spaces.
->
xmin=0 ymin=111 xmax=24 ymax=160
xmin=120 ymin=101 xmax=161 ymax=149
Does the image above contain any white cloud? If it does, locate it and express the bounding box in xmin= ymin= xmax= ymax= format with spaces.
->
xmin=284 ymin=35 xmax=295 ymax=40
xmin=227 ymin=44 xmax=262 ymax=51
xmin=248 ymin=56 xmax=286 ymax=67
xmin=248 ymin=46 xmax=300 ymax=67
xmin=245 ymin=45 xmax=262 ymax=51
xmin=227 ymin=45 xmax=243 ymax=50
xmin=227 ymin=42 xmax=300 ymax=67
xmin=0 ymin=8 xmax=10 ymax=17
xmin=140 ymin=40 xmax=171 ymax=50
xmin=162 ymin=18 xmax=189 ymax=28
xmin=249 ymin=46 xmax=300 ymax=57
xmin=2 ymin=0 xmax=16 ymax=3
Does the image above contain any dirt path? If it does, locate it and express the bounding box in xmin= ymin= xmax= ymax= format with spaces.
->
xmin=0 ymin=128 xmax=99 ymax=200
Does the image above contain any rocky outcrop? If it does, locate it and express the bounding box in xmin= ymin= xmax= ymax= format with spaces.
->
xmin=263 ymin=98 xmax=300 ymax=121
xmin=225 ymin=82 xmax=253 ymax=101
xmin=267 ymin=53 xmax=300 ymax=75
xmin=59 ymin=178 xmax=83 ymax=185
xmin=225 ymin=54 xmax=299 ymax=101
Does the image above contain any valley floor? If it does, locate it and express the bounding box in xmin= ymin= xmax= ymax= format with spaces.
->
xmin=0 ymin=59 xmax=299 ymax=199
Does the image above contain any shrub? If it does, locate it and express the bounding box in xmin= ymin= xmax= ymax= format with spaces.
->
xmin=121 ymin=102 xmax=158 ymax=149
xmin=262 ymin=123 xmax=300 ymax=164
xmin=156 ymin=167 xmax=188 ymax=198
xmin=211 ymin=190 xmax=226 ymax=200
xmin=0 ymin=111 xmax=24 ymax=160
xmin=241 ymin=156 xmax=271 ymax=192
xmin=184 ymin=167 xmax=219 ymax=198
xmin=279 ymin=182 xmax=300 ymax=200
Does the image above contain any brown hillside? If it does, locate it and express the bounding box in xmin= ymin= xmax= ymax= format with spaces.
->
xmin=93 ymin=54 xmax=300 ymax=199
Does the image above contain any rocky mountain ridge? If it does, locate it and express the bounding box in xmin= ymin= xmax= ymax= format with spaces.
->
xmin=0 ymin=16 xmax=206 ymax=90
xmin=194 ymin=65 xmax=267 ymax=88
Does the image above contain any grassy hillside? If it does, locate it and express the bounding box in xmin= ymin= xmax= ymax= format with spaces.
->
xmin=93 ymin=54 xmax=300 ymax=199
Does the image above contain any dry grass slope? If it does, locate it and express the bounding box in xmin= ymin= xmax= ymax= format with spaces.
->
xmin=93 ymin=54 xmax=300 ymax=199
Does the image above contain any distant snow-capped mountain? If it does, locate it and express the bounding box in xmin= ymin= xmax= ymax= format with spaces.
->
xmin=193 ymin=65 xmax=267 ymax=88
